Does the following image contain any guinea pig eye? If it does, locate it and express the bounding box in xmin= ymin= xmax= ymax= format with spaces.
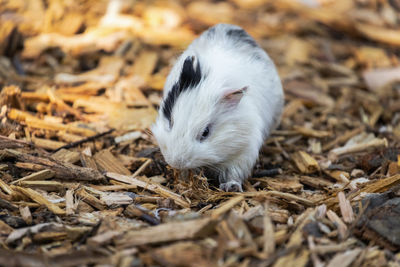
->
xmin=199 ymin=125 xmax=210 ymax=142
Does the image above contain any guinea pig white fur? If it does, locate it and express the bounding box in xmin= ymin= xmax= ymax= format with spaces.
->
xmin=152 ymin=23 xmax=284 ymax=192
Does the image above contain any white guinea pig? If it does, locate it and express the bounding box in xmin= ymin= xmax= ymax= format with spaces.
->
xmin=152 ymin=23 xmax=284 ymax=192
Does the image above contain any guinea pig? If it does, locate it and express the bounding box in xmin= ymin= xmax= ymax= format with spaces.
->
xmin=152 ymin=23 xmax=284 ymax=192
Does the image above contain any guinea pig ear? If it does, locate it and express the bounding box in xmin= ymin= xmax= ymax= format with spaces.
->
xmin=220 ymin=86 xmax=248 ymax=109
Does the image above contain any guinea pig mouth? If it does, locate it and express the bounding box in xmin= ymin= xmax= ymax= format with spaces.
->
xmin=166 ymin=158 xmax=201 ymax=170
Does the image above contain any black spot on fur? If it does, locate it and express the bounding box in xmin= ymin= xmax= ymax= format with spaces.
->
xmin=179 ymin=56 xmax=202 ymax=89
xmin=162 ymin=56 xmax=202 ymax=125
xmin=226 ymin=28 xmax=258 ymax=47
xmin=162 ymin=83 xmax=179 ymax=126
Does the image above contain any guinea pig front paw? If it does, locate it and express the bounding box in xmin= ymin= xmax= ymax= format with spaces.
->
xmin=219 ymin=181 xmax=243 ymax=192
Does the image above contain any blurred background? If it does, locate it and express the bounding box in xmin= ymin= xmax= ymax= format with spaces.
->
xmin=1 ymin=0 xmax=399 ymax=135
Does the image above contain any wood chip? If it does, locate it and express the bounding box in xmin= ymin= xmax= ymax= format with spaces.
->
xmin=116 ymin=218 xmax=216 ymax=247
xmin=88 ymin=230 xmax=121 ymax=247
xmin=211 ymin=195 xmax=244 ymax=219
xmin=94 ymin=150 xmax=131 ymax=175
xmin=329 ymin=136 xmax=388 ymax=160
xmin=52 ymin=149 xmax=81 ymax=164
xmin=338 ymin=192 xmax=354 ymax=223
xmin=292 ymin=151 xmax=320 ymax=174
xmin=327 ymin=248 xmax=362 ymax=267
xmin=19 ymin=206 xmax=32 ymax=225
xmin=106 ymin=172 xmax=190 ymax=208
xmin=243 ymin=191 xmax=314 ymax=207
xmin=362 ymin=174 xmax=400 ymax=193
xmin=262 ymin=203 xmax=275 ymax=258
xmin=65 ymin=189 xmax=75 ymax=216
xmin=76 ymin=188 xmax=106 ymax=210
xmin=293 ymin=125 xmax=331 ymax=138
xmin=18 ymin=181 xmax=64 ymax=191
xmin=8 ymin=109 xmax=96 ymax=137
xmin=326 ymin=209 xmax=347 ymax=239
xmin=31 ymin=136 xmax=66 ymax=150
xmin=11 ymin=169 xmax=55 ymax=185
xmin=311 ymin=239 xmax=357 ymax=254
xmin=14 ymin=187 xmax=65 ymax=215
xmin=299 ymin=175 xmax=333 ymax=190
xmin=6 ymin=149 xmax=105 ymax=182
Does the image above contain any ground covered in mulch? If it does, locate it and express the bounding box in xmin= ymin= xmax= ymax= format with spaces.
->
xmin=0 ymin=0 xmax=400 ymax=266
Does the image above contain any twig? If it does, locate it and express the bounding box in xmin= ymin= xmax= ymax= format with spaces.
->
xmin=125 ymin=204 xmax=160 ymax=225
xmin=0 ymin=198 xmax=18 ymax=211
xmin=132 ymin=158 xmax=152 ymax=177
xmin=6 ymin=149 xmax=105 ymax=182
xmin=328 ymin=137 xmax=388 ymax=160
xmin=0 ymin=135 xmax=30 ymax=149
xmin=52 ymin=128 xmax=115 ymax=153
